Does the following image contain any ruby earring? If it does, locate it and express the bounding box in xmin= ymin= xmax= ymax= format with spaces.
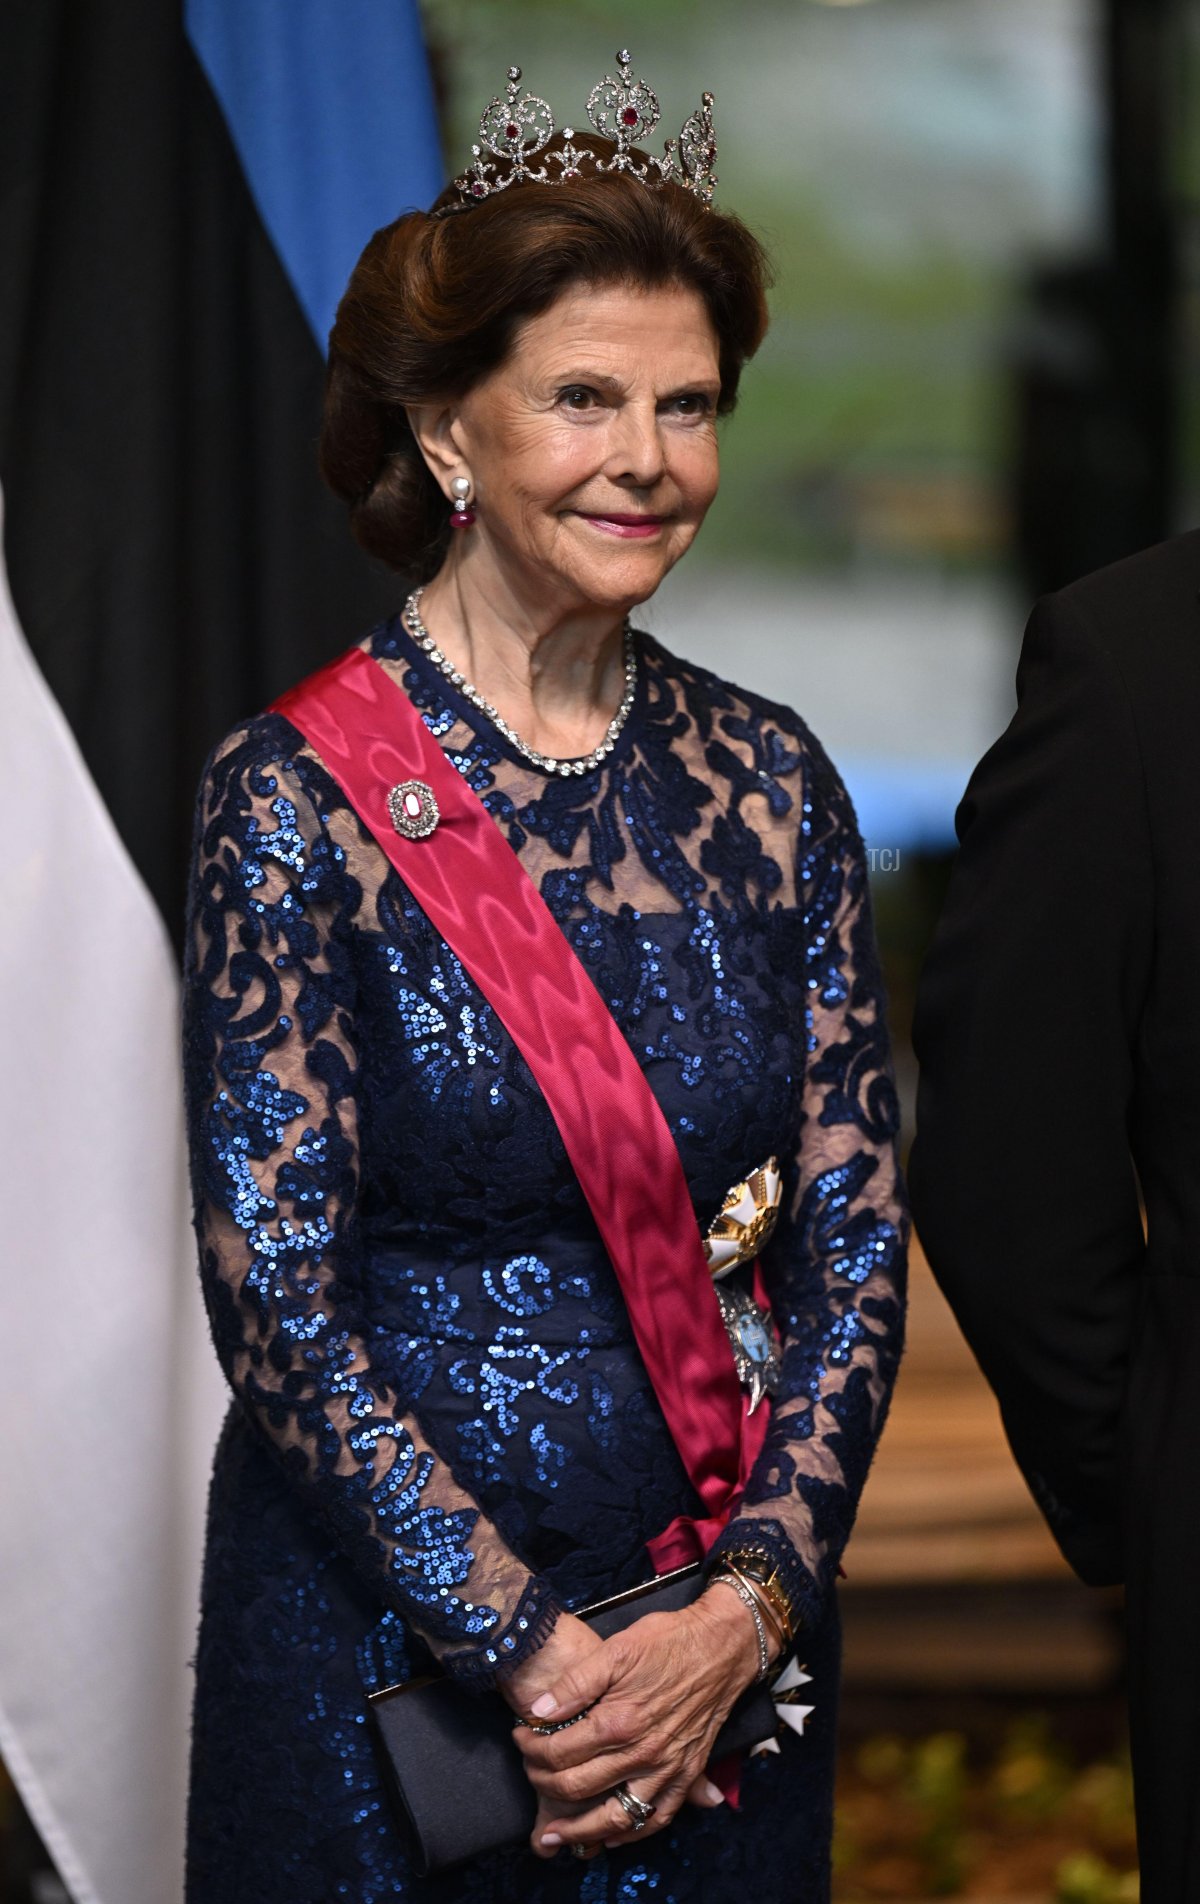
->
xmin=449 ymin=475 xmax=476 ymax=529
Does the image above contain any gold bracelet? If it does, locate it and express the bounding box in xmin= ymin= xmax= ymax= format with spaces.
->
xmin=728 ymin=1552 xmax=795 ymax=1637
xmin=712 ymin=1551 xmax=797 ymax=1649
xmin=730 ymin=1570 xmax=788 ymax=1653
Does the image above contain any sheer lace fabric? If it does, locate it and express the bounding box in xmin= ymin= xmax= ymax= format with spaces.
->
xmin=183 ymin=619 xmax=908 ymax=1900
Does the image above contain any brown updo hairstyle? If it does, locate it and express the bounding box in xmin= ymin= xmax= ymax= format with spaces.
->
xmin=319 ymin=134 xmax=772 ymax=582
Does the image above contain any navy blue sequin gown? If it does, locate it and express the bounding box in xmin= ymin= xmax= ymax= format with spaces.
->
xmin=183 ymin=618 xmax=908 ymax=1903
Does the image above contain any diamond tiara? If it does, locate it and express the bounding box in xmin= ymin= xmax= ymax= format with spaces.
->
xmin=434 ymin=50 xmax=717 ymax=216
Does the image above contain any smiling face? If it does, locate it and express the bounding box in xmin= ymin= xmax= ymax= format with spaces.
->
xmin=423 ymin=280 xmax=723 ymax=619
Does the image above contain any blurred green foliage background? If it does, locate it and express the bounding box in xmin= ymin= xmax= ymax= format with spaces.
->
xmin=420 ymin=0 xmax=1097 ymax=576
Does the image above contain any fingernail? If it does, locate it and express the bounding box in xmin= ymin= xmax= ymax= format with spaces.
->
xmin=704 ymin=1780 xmax=726 ymax=1806
xmin=531 ymin=1693 xmax=557 ymax=1718
xmin=541 ymin=1832 xmax=562 ymax=1848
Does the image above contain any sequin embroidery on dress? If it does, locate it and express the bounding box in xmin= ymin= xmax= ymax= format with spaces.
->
xmin=183 ymin=618 xmax=908 ymax=1903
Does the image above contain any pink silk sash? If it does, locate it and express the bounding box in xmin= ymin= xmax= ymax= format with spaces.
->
xmin=272 ymin=648 xmax=770 ymax=1569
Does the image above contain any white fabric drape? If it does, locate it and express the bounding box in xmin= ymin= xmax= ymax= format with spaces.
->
xmin=0 ymin=489 xmax=226 ymax=1904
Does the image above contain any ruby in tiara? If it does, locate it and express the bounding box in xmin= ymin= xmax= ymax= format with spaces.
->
xmin=435 ymin=50 xmax=718 ymax=217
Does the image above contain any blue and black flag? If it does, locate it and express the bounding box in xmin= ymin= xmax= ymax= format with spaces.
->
xmin=0 ymin=6 xmax=441 ymax=1899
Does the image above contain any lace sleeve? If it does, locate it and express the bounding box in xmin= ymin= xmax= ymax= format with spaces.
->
xmin=707 ymin=742 xmax=909 ymax=1634
xmin=182 ymin=726 xmax=562 ymax=1686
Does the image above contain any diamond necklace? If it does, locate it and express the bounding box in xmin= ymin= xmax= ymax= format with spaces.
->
xmin=402 ymin=587 xmax=638 ymax=778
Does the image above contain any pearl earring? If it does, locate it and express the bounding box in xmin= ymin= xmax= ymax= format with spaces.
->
xmin=449 ymin=475 xmax=476 ymax=529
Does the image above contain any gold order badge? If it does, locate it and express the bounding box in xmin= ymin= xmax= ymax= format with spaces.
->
xmin=703 ymin=1158 xmax=783 ymax=1413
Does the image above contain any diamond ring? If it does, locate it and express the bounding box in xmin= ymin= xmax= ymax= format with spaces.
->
xmin=612 ymin=1782 xmax=656 ymax=1831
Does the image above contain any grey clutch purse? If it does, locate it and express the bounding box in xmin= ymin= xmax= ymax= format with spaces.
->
xmin=368 ymin=1562 xmax=777 ymax=1873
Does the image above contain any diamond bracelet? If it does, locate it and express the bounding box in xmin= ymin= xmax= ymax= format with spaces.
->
xmin=706 ymin=1573 xmax=771 ymax=1682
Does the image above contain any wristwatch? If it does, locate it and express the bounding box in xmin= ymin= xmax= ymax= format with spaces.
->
xmin=709 ymin=1548 xmax=799 ymax=1651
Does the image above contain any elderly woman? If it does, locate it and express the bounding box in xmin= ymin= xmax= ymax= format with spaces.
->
xmin=183 ymin=53 xmax=907 ymax=1904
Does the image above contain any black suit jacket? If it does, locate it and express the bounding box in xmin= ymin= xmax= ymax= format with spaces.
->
xmin=910 ymin=530 xmax=1200 ymax=1902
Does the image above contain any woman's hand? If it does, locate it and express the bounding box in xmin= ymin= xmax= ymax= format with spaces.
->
xmin=511 ymin=1587 xmax=772 ymax=1857
xmin=500 ymin=1609 xmax=606 ymax=1717
xmin=498 ymin=1612 xmax=610 ymax=1859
